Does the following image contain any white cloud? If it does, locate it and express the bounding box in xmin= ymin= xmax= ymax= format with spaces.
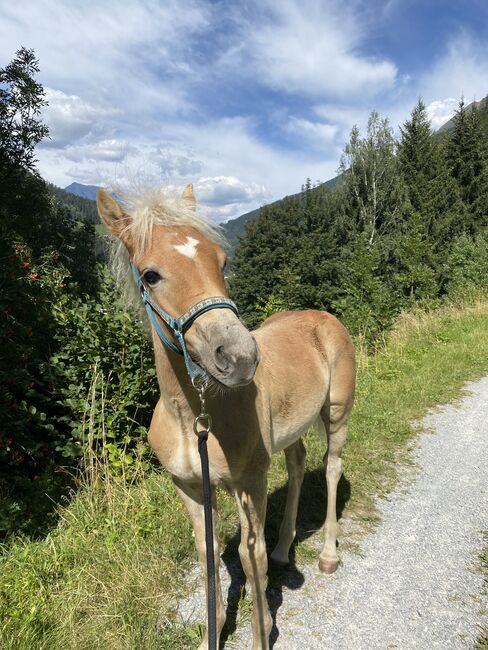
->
xmin=64 ymin=139 xmax=138 ymax=163
xmin=417 ymin=33 xmax=488 ymax=107
xmin=425 ymin=98 xmax=458 ymax=130
xmin=41 ymin=88 xmax=117 ymax=147
xmin=195 ymin=176 xmax=267 ymax=206
xmin=147 ymin=146 xmax=203 ymax=178
xmin=285 ymin=117 xmax=339 ymax=147
xmin=6 ymin=1 xmax=487 ymax=226
xmin=0 ymin=1 xmax=208 ymax=115
xmin=35 ymin=112 xmax=341 ymax=219
xmin=314 ymin=103 xmax=368 ymax=129
xmin=244 ymin=0 xmax=397 ymax=98
xmin=65 ymin=166 xmax=105 ymax=186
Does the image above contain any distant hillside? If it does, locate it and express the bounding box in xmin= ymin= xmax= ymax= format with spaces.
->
xmin=437 ymin=96 xmax=488 ymax=135
xmin=64 ymin=182 xmax=100 ymax=201
xmin=48 ymin=183 xmax=99 ymax=223
xmin=222 ymin=96 xmax=488 ymax=247
xmin=222 ymin=175 xmax=339 ymax=248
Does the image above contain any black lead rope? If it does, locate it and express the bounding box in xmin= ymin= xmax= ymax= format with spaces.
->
xmin=197 ymin=431 xmax=217 ymax=650
xmin=193 ymin=381 xmax=217 ymax=650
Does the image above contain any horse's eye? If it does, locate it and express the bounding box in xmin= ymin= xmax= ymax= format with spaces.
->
xmin=143 ymin=270 xmax=161 ymax=286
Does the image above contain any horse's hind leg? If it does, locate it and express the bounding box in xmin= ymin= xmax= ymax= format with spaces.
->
xmin=270 ymin=439 xmax=306 ymax=566
xmin=319 ymin=401 xmax=349 ymax=574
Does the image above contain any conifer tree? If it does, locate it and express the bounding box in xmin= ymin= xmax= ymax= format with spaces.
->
xmin=396 ymin=99 xmax=466 ymax=295
xmin=447 ymin=99 xmax=488 ymax=232
xmin=398 ymin=99 xmax=437 ymax=212
xmin=230 ymin=196 xmax=306 ymax=326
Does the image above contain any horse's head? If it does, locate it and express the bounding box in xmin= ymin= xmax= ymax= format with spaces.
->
xmin=97 ymin=185 xmax=259 ymax=388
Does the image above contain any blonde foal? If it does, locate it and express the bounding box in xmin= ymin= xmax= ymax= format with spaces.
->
xmin=97 ymin=184 xmax=356 ymax=650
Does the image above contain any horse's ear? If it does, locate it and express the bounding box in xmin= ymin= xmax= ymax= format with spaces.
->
xmin=182 ymin=182 xmax=196 ymax=210
xmin=96 ymin=189 xmax=132 ymax=239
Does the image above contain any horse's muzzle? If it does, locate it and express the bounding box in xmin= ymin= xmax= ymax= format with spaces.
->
xmin=192 ymin=317 xmax=260 ymax=388
xmin=213 ymin=333 xmax=260 ymax=387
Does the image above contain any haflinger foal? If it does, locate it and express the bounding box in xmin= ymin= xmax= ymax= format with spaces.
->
xmin=97 ymin=184 xmax=356 ymax=650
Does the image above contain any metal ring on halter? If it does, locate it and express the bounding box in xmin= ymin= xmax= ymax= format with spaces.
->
xmin=193 ymin=413 xmax=212 ymax=435
xmin=191 ymin=375 xmax=206 ymax=391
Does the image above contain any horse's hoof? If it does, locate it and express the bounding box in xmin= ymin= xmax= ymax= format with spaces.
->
xmin=319 ymin=557 xmax=339 ymax=574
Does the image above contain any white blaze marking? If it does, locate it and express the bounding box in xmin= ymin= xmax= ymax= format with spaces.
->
xmin=174 ymin=236 xmax=200 ymax=259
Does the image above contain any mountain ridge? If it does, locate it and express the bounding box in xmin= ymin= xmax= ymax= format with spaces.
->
xmin=64 ymin=182 xmax=100 ymax=201
xmin=59 ymin=97 xmax=486 ymax=243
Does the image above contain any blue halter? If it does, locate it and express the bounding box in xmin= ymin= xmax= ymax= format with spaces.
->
xmin=130 ymin=261 xmax=239 ymax=381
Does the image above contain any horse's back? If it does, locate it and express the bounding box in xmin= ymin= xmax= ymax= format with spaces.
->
xmin=255 ymin=309 xmax=355 ymax=372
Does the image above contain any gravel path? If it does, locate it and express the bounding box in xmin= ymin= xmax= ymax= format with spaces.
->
xmin=177 ymin=376 xmax=488 ymax=649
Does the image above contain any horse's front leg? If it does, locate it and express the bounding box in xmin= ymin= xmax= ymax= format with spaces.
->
xmin=173 ymin=476 xmax=226 ymax=649
xmin=235 ymin=475 xmax=272 ymax=650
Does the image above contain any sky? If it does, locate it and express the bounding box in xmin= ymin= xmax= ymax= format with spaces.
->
xmin=1 ymin=0 xmax=488 ymax=222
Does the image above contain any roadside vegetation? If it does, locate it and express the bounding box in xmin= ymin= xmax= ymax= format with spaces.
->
xmin=1 ymin=48 xmax=488 ymax=648
xmin=2 ymin=296 xmax=488 ymax=649
xmin=478 ymin=534 xmax=488 ymax=649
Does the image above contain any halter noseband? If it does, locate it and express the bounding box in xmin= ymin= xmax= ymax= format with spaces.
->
xmin=130 ymin=261 xmax=239 ymax=381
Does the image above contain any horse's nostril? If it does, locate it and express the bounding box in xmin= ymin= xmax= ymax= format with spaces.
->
xmin=215 ymin=345 xmax=229 ymax=372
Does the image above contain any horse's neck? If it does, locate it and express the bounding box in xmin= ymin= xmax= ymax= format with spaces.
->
xmin=152 ymin=333 xmax=197 ymax=412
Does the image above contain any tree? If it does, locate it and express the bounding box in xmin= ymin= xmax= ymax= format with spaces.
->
xmin=391 ymin=211 xmax=438 ymax=301
xmin=398 ymin=99 xmax=443 ymax=216
xmin=339 ymin=112 xmax=405 ymax=246
xmin=332 ymin=233 xmax=396 ymax=338
xmin=0 ymin=47 xmax=49 ymax=183
xmin=446 ymin=99 xmax=488 ymax=232
xmin=230 ymin=195 xmax=308 ymax=326
xmin=397 ymin=99 xmax=466 ymax=295
xmin=0 ymin=49 xmax=101 ymax=535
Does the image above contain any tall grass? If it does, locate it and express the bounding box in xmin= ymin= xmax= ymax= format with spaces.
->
xmin=2 ymin=298 xmax=488 ymax=648
xmin=0 ymin=375 xmax=199 ymax=649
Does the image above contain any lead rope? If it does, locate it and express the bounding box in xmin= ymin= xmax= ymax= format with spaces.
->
xmin=192 ymin=378 xmax=217 ymax=650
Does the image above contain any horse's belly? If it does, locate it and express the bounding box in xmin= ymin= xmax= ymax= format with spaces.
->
xmin=270 ymin=411 xmax=321 ymax=454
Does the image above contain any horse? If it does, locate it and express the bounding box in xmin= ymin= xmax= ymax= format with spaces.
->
xmin=96 ymin=184 xmax=356 ymax=650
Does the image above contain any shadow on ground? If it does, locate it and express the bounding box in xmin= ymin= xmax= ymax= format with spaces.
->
xmin=219 ymin=469 xmax=351 ymax=648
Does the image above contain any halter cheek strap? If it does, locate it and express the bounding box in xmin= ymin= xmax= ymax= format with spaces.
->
xmin=130 ymin=261 xmax=239 ymax=381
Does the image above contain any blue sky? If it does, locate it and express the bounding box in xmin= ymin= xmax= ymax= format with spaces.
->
xmin=1 ymin=0 xmax=487 ymax=221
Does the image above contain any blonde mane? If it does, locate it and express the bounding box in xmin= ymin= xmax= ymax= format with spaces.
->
xmin=109 ymin=186 xmax=227 ymax=317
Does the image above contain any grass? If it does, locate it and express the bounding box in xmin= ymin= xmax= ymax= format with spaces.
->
xmin=477 ymin=533 xmax=488 ymax=649
xmin=2 ymin=297 xmax=488 ymax=648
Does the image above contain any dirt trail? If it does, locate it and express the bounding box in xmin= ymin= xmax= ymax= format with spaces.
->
xmin=177 ymin=376 xmax=488 ymax=649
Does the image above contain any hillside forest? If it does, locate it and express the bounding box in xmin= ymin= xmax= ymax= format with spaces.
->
xmin=1 ymin=48 xmax=488 ymax=537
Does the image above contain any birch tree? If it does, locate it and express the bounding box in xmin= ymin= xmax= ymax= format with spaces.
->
xmin=339 ymin=112 xmax=404 ymax=245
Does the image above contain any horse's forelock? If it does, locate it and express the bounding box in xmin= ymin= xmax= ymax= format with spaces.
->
xmin=109 ymin=186 xmax=226 ymax=321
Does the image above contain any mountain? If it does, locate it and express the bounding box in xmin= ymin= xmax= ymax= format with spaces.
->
xmin=48 ymin=183 xmax=100 ymax=223
xmin=64 ymin=182 xmax=100 ymax=201
xmin=222 ymin=96 xmax=488 ymax=247
xmin=221 ymin=174 xmax=339 ymax=248
xmin=436 ymin=96 xmax=488 ymax=135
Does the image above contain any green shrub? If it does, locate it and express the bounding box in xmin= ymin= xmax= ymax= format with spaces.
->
xmin=49 ymin=265 xmax=158 ymax=469
xmin=447 ymin=230 xmax=488 ymax=298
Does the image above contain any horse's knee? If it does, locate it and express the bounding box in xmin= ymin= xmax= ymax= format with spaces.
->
xmin=326 ymin=454 xmax=343 ymax=482
xmin=239 ymin=529 xmax=267 ymax=576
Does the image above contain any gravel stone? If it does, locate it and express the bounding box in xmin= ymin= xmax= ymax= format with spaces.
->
xmin=177 ymin=376 xmax=488 ymax=649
